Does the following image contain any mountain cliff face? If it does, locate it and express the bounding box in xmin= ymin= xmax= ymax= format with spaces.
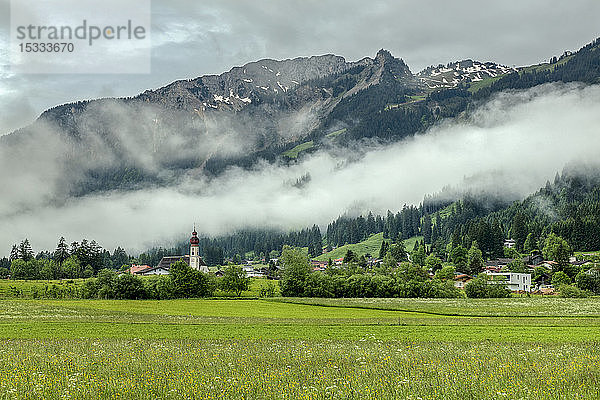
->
xmin=2 ymin=38 xmax=600 ymax=197
xmin=2 ymin=49 xmax=426 ymax=195
xmin=138 ymin=54 xmax=353 ymax=112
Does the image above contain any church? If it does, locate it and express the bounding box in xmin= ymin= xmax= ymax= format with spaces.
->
xmin=152 ymin=229 xmax=209 ymax=274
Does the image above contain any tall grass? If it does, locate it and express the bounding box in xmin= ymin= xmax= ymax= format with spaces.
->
xmin=0 ymin=339 xmax=597 ymax=399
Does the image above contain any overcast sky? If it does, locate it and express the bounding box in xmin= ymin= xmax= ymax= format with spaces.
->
xmin=1 ymin=0 xmax=599 ymax=135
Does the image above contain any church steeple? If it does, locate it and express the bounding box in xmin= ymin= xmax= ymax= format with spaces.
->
xmin=188 ymin=227 xmax=208 ymax=272
xmin=190 ymin=228 xmax=199 ymax=245
xmin=189 ymin=228 xmax=200 ymax=270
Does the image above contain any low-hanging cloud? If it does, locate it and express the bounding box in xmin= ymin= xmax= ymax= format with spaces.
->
xmin=2 ymin=82 xmax=600 ymax=255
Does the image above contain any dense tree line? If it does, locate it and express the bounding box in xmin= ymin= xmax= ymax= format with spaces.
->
xmin=81 ymin=261 xmax=251 ymax=300
xmin=5 ymin=237 xmax=133 ymax=280
xmin=81 ymin=261 xmax=215 ymax=300
xmin=483 ymin=168 xmax=600 ymax=253
xmin=197 ymin=225 xmax=323 ymax=260
xmin=325 ymin=206 xmax=421 ymax=249
xmin=279 ymin=246 xmax=462 ymax=298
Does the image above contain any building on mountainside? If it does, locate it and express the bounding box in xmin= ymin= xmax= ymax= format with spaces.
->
xmin=523 ymin=253 xmax=544 ymax=266
xmin=503 ymin=239 xmax=516 ymax=249
xmin=484 ymin=271 xmax=531 ymax=292
xmin=155 ymin=229 xmax=209 ymax=274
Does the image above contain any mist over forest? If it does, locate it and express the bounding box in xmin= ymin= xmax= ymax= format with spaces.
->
xmin=2 ymin=81 xmax=600 ymax=255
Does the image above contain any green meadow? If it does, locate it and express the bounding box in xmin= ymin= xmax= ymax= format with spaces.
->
xmin=1 ymin=297 xmax=600 ymax=399
xmin=314 ymin=233 xmax=424 ymax=262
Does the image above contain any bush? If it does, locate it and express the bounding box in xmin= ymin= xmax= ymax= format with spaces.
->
xmin=303 ymin=273 xmax=334 ymax=297
xmin=81 ymin=279 xmax=99 ymax=299
xmin=96 ymin=269 xmax=116 ymax=299
xmin=114 ymin=274 xmax=146 ymax=299
xmin=465 ymin=276 xmax=511 ymax=298
xmin=220 ymin=265 xmax=250 ymax=296
xmin=280 ymin=247 xmax=311 ymax=297
xmin=559 ymin=284 xmax=589 ymax=298
xmin=170 ymin=261 xmax=214 ymax=298
xmin=575 ymin=269 xmax=600 ymax=294
xmin=465 ymin=276 xmax=488 ymax=298
xmin=423 ymin=280 xmax=464 ymax=298
xmin=143 ymin=275 xmax=176 ymax=299
xmin=259 ymin=281 xmax=277 ymax=298
xmin=552 ymin=271 xmax=572 ymax=287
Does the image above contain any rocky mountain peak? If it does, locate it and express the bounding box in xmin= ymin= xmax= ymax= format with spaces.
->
xmin=375 ymin=49 xmax=394 ymax=63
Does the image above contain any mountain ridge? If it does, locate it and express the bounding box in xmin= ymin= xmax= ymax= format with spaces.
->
xmin=2 ymin=37 xmax=600 ymax=198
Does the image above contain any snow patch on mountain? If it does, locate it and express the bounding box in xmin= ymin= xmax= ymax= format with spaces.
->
xmin=418 ymin=60 xmax=517 ymax=90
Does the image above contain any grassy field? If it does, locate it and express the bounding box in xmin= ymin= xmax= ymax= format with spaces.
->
xmin=3 ymin=339 xmax=598 ymax=399
xmin=325 ymin=128 xmax=347 ymax=138
xmin=0 ymin=277 xmax=276 ymax=299
xmin=467 ymin=75 xmax=506 ymax=93
xmin=275 ymin=297 xmax=600 ymax=317
xmin=517 ymin=54 xmax=574 ymax=75
xmin=0 ymin=278 xmax=86 ymax=298
xmin=282 ymin=140 xmax=314 ymax=158
xmin=1 ymin=297 xmax=600 ymax=398
xmin=316 ymin=233 xmax=385 ymax=261
xmin=316 ymin=233 xmax=423 ymax=262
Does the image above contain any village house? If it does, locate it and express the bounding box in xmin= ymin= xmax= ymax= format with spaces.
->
xmin=242 ymin=264 xmax=265 ymax=278
xmin=570 ymin=259 xmax=592 ymax=268
xmin=484 ymin=258 xmax=514 ymax=273
xmin=540 ymin=260 xmax=558 ymax=270
xmin=128 ymin=264 xmax=150 ymax=275
xmin=453 ymin=274 xmax=472 ymax=289
xmin=503 ymin=239 xmax=516 ymax=249
xmin=484 ymin=271 xmax=532 ymax=292
xmin=311 ymin=260 xmax=328 ymax=269
xmin=138 ymin=265 xmax=170 ymax=276
xmin=523 ymin=253 xmax=544 ymax=266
